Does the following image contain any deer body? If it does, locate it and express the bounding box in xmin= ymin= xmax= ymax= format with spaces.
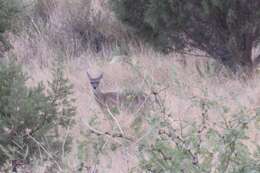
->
xmin=87 ymin=72 xmax=151 ymax=114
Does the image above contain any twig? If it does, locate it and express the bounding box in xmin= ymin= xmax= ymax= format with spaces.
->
xmin=62 ymin=118 xmax=73 ymax=159
xmin=85 ymin=122 xmax=132 ymax=142
xmin=179 ymin=50 xmax=211 ymax=59
xmin=27 ymin=135 xmax=63 ymax=172
xmin=106 ymin=105 xmax=125 ymax=136
xmin=134 ymin=125 xmax=158 ymax=145
xmin=29 ymin=16 xmax=41 ymax=35
xmin=133 ymin=95 xmax=150 ymax=116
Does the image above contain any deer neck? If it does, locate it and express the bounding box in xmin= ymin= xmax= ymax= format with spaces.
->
xmin=93 ymin=88 xmax=105 ymax=104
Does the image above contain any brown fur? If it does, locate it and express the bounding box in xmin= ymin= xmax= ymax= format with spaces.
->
xmin=87 ymin=72 xmax=151 ymax=115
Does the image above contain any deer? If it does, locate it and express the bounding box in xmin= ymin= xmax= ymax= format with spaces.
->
xmin=87 ymin=72 xmax=153 ymax=115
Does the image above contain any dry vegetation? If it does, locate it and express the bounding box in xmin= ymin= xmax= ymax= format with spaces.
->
xmin=1 ymin=0 xmax=260 ymax=172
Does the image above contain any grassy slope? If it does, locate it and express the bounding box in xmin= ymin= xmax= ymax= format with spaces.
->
xmin=5 ymin=0 xmax=260 ymax=172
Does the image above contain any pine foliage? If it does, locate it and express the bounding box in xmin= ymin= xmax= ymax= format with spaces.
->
xmin=0 ymin=0 xmax=21 ymax=51
xmin=112 ymin=0 xmax=260 ymax=72
xmin=0 ymin=59 xmax=76 ymax=166
xmin=0 ymin=0 xmax=20 ymax=33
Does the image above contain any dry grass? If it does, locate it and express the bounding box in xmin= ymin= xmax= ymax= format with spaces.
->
xmin=11 ymin=49 xmax=260 ymax=172
xmin=3 ymin=0 xmax=260 ymax=172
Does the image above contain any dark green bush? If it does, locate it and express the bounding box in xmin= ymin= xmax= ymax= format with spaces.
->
xmin=111 ymin=0 xmax=260 ymax=72
xmin=0 ymin=0 xmax=22 ymax=51
xmin=0 ymin=59 xmax=76 ymax=166
xmin=0 ymin=0 xmax=21 ymax=33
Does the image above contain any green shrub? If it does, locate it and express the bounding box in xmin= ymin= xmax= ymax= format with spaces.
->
xmin=0 ymin=0 xmax=22 ymax=51
xmin=136 ymin=98 xmax=260 ymax=173
xmin=0 ymin=59 xmax=76 ymax=167
xmin=111 ymin=0 xmax=260 ymax=72
xmin=0 ymin=0 xmax=21 ymax=33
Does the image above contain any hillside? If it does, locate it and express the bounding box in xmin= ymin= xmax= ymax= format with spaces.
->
xmin=0 ymin=0 xmax=260 ymax=172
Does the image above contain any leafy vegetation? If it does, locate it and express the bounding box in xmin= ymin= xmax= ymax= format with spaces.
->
xmin=137 ymin=99 xmax=260 ymax=173
xmin=0 ymin=59 xmax=75 ymax=168
xmin=0 ymin=0 xmax=21 ymax=33
xmin=111 ymin=0 xmax=260 ymax=72
xmin=0 ymin=0 xmax=21 ymax=50
xmin=0 ymin=0 xmax=260 ymax=172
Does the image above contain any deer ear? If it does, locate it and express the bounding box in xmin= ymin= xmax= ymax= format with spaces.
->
xmin=87 ymin=71 xmax=92 ymax=79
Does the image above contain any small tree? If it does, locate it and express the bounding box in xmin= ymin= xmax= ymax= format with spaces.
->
xmin=47 ymin=57 xmax=76 ymax=133
xmin=112 ymin=0 xmax=260 ymax=72
xmin=0 ymin=59 xmax=76 ymax=167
